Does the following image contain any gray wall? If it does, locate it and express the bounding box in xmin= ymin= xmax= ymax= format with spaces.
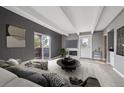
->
xmin=62 ymin=34 xmax=79 ymax=48
xmin=62 ymin=35 xmax=67 ymax=48
xmin=104 ymin=9 xmax=124 ymax=75
xmin=92 ymin=31 xmax=104 ymax=59
xmin=0 ymin=7 xmax=62 ymax=61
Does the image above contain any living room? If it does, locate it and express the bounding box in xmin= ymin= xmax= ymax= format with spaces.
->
xmin=0 ymin=3 xmax=124 ymax=89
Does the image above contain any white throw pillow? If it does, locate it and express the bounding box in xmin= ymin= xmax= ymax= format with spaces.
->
xmin=7 ymin=58 xmax=19 ymax=65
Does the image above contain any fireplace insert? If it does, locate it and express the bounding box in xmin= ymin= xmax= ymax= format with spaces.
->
xmin=69 ymin=51 xmax=77 ymax=56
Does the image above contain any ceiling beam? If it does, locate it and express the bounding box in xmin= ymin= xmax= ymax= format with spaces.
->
xmin=91 ymin=6 xmax=104 ymax=34
xmin=60 ymin=7 xmax=78 ymax=34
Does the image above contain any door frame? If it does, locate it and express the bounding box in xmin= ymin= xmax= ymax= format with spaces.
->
xmin=34 ymin=32 xmax=51 ymax=59
xmin=79 ymin=35 xmax=92 ymax=59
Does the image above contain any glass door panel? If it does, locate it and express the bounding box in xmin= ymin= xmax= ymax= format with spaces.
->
xmin=42 ymin=35 xmax=50 ymax=59
xmin=34 ymin=33 xmax=42 ymax=58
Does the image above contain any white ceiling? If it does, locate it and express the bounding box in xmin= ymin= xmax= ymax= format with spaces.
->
xmin=3 ymin=6 xmax=124 ymax=35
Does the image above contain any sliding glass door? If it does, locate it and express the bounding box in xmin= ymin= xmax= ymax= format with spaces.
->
xmin=34 ymin=32 xmax=51 ymax=59
xmin=42 ymin=35 xmax=51 ymax=59
xmin=34 ymin=33 xmax=42 ymax=58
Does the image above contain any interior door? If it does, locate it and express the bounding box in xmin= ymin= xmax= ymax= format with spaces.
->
xmin=80 ymin=35 xmax=92 ymax=58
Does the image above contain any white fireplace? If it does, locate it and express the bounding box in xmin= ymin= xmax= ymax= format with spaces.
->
xmin=66 ymin=48 xmax=79 ymax=59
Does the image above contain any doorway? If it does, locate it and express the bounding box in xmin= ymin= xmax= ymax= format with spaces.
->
xmin=79 ymin=35 xmax=92 ymax=58
xmin=34 ymin=32 xmax=51 ymax=59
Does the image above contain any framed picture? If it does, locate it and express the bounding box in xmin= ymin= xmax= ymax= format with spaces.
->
xmin=6 ymin=24 xmax=26 ymax=48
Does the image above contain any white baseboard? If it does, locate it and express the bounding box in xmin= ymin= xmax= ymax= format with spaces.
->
xmin=50 ymin=55 xmax=61 ymax=60
xmin=113 ymin=68 xmax=124 ymax=78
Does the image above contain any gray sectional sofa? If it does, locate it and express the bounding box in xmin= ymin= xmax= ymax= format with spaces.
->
xmin=0 ymin=67 xmax=40 ymax=87
xmin=5 ymin=65 xmax=70 ymax=87
xmin=0 ymin=59 xmax=71 ymax=87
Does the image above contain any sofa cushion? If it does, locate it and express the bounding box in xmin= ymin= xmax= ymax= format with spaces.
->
xmin=24 ymin=60 xmax=48 ymax=70
xmin=0 ymin=67 xmax=17 ymax=87
xmin=3 ymin=78 xmax=40 ymax=87
xmin=13 ymin=65 xmax=48 ymax=74
xmin=6 ymin=66 xmax=35 ymax=78
xmin=26 ymin=73 xmax=49 ymax=87
xmin=7 ymin=58 xmax=19 ymax=65
xmin=0 ymin=60 xmax=10 ymax=68
xmin=42 ymin=73 xmax=68 ymax=87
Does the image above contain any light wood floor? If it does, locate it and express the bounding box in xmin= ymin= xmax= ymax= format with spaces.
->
xmin=48 ymin=58 xmax=124 ymax=87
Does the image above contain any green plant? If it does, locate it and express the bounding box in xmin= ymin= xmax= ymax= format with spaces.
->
xmin=60 ymin=48 xmax=67 ymax=58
